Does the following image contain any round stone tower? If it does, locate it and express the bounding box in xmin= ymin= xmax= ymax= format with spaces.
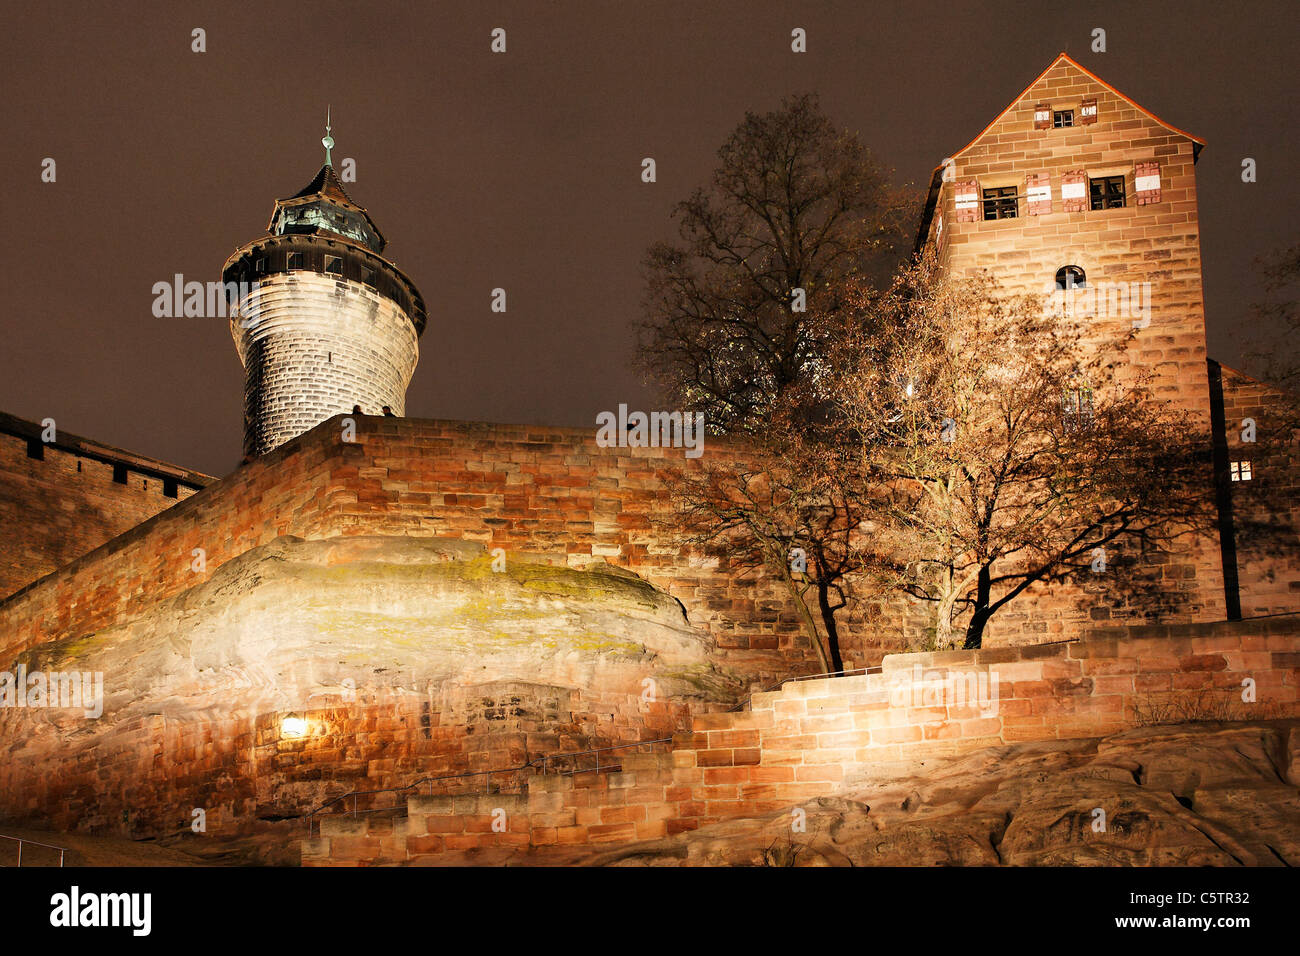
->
xmin=223 ymin=154 xmax=426 ymax=459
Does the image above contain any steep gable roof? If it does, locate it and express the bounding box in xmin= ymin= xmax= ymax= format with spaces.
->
xmin=914 ymin=52 xmax=1206 ymax=254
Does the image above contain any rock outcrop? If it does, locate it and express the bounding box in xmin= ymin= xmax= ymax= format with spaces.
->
xmin=538 ymin=720 xmax=1300 ymax=866
xmin=0 ymin=536 xmax=741 ymax=853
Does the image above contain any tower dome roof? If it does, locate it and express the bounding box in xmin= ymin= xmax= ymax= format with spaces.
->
xmin=267 ymin=163 xmax=388 ymax=254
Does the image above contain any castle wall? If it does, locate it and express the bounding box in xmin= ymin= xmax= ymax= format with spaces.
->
xmin=0 ymin=415 xmax=818 ymax=677
xmin=0 ymin=411 xmax=1254 ymax=690
xmin=0 ymin=421 xmax=205 ymax=600
xmin=2 ymin=412 xmax=1295 ymax=855
xmin=304 ymin=615 xmax=1300 ymax=863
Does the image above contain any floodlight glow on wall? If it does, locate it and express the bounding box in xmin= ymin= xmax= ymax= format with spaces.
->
xmin=281 ymin=714 xmax=308 ymax=738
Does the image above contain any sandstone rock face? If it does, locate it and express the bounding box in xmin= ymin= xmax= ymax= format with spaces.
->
xmin=0 ymin=536 xmax=740 ymax=852
xmin=569 ymin=721 xmax=1300 ymax=867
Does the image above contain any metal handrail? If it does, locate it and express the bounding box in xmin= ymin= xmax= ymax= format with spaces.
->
xmin=306 ymin=737 xmax=674 ymax=836
xmin=0 ymin=833 xmax=67 ymax=867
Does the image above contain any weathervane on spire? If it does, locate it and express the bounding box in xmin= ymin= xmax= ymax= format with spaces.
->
xmin=322 ymin=106 xmax=335 ymax=166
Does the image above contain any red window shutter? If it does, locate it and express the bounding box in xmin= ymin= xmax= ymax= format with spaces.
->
xmin=1061 ymin=170 xmax=1088 ymax=213
xmin=953 ymin=179 xmax=981 ymax=223
xmin=1026 ymin=172 xmax=1052 ymax=215
xmin=1033 ymin=102 xmax=1052 ymax=130
xmin=1135 ymin=161 xmax=1161 ymax=204
xmin=1079 ymin=97 xmax=1098 ymax=125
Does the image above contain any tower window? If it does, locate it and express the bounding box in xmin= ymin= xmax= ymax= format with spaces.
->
xmin=982 ymin=186 xmax=1018 ymax=220
xmin=1089 ymin=175 xmax=1126 ymax=210
xmin=26 ymin=438 xmax=44 ymax=460
xmin=287 ymin=251 xmax=304 ymax=269
xmin=1230 ymin=460 xmax=1253 ymax=482
xmin=324 ymin=255 xmax=343 ymax=275
xmin=112 ymin=463 xmax=128 ymax=484
xmin=254 ymin=258 xmax=266 ymax=272
xmin=1053 ymin=110 xmax=1074 ymax=128
xmin=163 ymin=478 xmax=179 ymax=498
xmin=1055 ymin=265 xmax=1087 ymax=291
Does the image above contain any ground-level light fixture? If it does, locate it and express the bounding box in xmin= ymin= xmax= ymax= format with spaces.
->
xmin=281 ymin=713 xmax=308 ymax=738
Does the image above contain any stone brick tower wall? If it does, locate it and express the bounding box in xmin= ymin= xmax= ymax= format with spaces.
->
xmin=913 ymin=52 xmax=1226 ymax=627
xmin=232 ymin=272 xmax=419 ymax=457
xmin=224 ymin=163 xmax=426 ymax=459
xmin=918 ymin=53 xmax=1212 ymax=422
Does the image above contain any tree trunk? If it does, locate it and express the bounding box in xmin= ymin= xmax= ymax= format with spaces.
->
xmin=933 ymin=565 xmax=958 ymax=650
xmin=962 ymin=565 xmax=993 ymax=649
xmin=816 ymin=580 xmax=845 ymax=673
xmin=778 ymin=561 xmax=832 ymax=673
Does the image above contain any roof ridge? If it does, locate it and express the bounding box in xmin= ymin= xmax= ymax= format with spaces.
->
xmin=946 ymin=52 xmax=1205 ymax=162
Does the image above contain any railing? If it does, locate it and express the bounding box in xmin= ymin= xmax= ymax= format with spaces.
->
xmin=0 ymin=833 xmax=67 ymax=867
xmin=728 ymin=665 xmax=883 ymax=712
xmin=306 ymin=737 xmax=674 ymax=836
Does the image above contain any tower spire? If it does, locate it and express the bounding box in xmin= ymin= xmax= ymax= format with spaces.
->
xmin=322 ymin=106 xmax=334 ymax=166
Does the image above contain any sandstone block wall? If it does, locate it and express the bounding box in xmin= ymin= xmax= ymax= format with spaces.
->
xmin=0 ymin=413 xmax=1270 ymax=688
xmin=1217 ymin=364 xmax=1300 ymax=616
xmin=304 ymin=615 xmax=1300 ymax=863
xmin=0 ymin=416 xmax=821 ymax=679
xmin=0 ymin=677 xmax=688 ymax=853
xmin=0 ymin=418 xmax=206 ymax=599
xmin=668 ymin=616 xmax=1300 ymax=832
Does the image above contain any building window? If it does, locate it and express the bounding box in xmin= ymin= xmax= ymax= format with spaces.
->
xmin=982 ymin=186 xmax=1018 ymax=220
xmin=163 ymin=478 xmax=179 ymax=498
xmin=1062 ymin=380 xmax=1094 ymax=432
xmin=254 ymin=257 xmax=266 ymax=272
xmin=1055 ymin=265 xmax=1087 ymax=291
xmin=1053 ymin=110 xmax=1074 ymax=128
xmin=287 ymin=251 xmax=304 ymax=269
xmin=1230 ymin=460 xmax=1253 ymax=482
xmin=26 ymin=438 xmax=44 ymax=460
xmin=1089 ymin=175 xmax=1126 ymax=210
xmin=112 ymin=463 xmax=128 ymax=484
xmin=324 ymin=254 xmax=343 ymax=275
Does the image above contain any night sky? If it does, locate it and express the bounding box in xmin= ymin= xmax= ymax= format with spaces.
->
xmin=1 ymin=0 xmax=1294 ymax=477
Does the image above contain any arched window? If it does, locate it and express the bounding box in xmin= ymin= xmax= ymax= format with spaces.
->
xmin=1055 ymin=265 xmax=1086 ymax=291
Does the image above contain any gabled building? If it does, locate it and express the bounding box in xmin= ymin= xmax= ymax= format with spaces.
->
xmin=915 ymin=53 xmax=1299 ymax=620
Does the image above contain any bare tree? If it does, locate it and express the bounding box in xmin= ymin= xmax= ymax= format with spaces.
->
xmin=1247 ymin=241 xmax=1300 ymax=393
xmin=639 ymin=92 xmax=916 ymax=435
xmin=805 ymin=258 xmax=1218 ymax=649
xmin=642 ymin=93 xmax=917 ymax=671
